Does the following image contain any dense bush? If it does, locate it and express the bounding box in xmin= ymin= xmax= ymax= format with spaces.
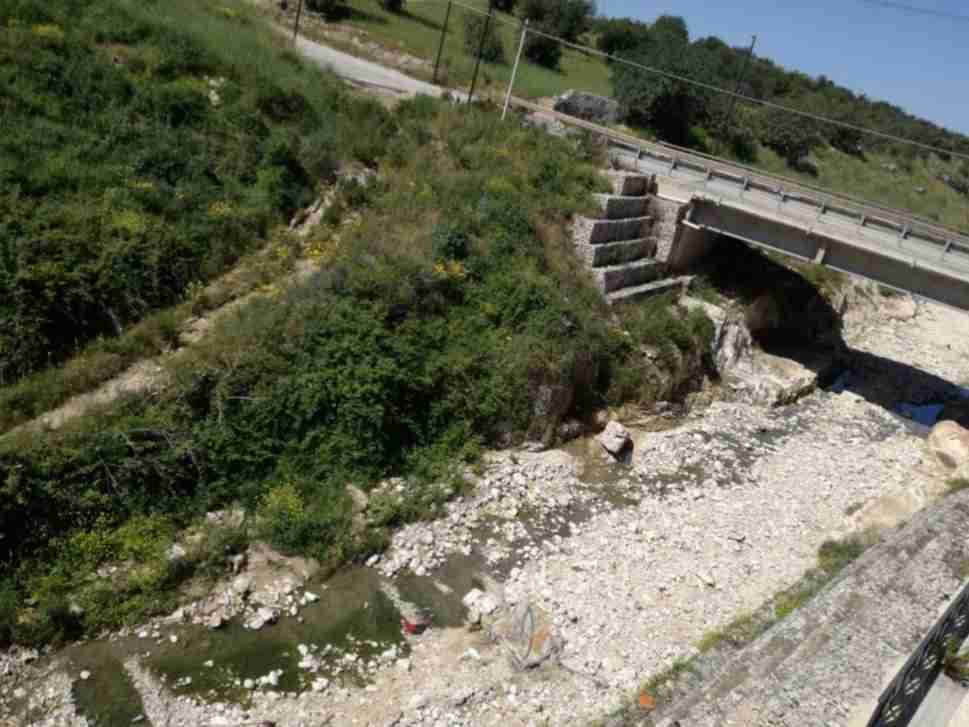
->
xmin=755 ymin=107 xmax=822 ymax=165
xmin=380 ymin=0 xmax=405 ymax=12
xmin=306 ymin=0 xmax=347 ymax=18
xmin=522 ymin=25 xmax=562 ymax=69
xmin=595 ymin=17 xmax=649 ymax=58
xmin=463 ymin=13 xmax=505 ymax=64
xmin=0 ymin=0 xmax=392 ymax=386
xmin=612 ymin=32 xmax=717 ymax=145
xmin=518 ymin=0 xmax=593 ymax=68
xmin=519 ymin=0 xmax=595 ymax=42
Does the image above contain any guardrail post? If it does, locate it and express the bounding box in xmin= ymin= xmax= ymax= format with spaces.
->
xmin=941 ymin=240 xmax=953 ymax=260
xmin=501 ymin=19 xmax=528 ymax=120
xmin=669 ymin=156 xmax=678 ymax=175
xmin=816 ymin=203 xmax=826 ymax=220
xmin=859 ymin=214 xmax=867 ymax=227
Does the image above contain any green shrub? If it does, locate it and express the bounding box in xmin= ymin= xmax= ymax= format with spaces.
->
xmin=306 ymin=0 xmax=347 ymax=19
xmin=0 ymin=0 xmax=395 ymax=386
xmin=463 ymin=13 xmax=505 ymax=64
xmin=522 ymin=25 xmax=561 ymax=70
xmin=755 ymin=107 xmax=821 ymax=165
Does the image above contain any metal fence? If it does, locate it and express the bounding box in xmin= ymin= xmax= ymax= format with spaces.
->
xmin=866 ymin=580 xmax=969 ymax=726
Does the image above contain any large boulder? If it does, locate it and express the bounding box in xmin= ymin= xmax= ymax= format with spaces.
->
xmin=927 ymin=420 xmax=969 ymax=470
xmin=552 ymin=90 xmax=619 ymax=125
xmin=681 ymin=296 xmax=752 ymax=377
xmin=597 ymin=420 xmax=631 ymax=458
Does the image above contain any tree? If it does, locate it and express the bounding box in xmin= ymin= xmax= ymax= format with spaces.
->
xmin=523 ymin=26 xmax=561 ymax=69
xmin=380 ymin=0 xmax=405 ymax=11
xmin=519 ymin=0 xmax=595 ymax=42
xmin=611 ymin=30 xmax=717 ymax=145
xmin=463 ymin=13 xmax=505 ymax=64
xmin=756 ymin=107 xmax=821 ymax=165
xmin=306 ymin=0 xmax=347 ymax=19
xmin=651 ymin=14 xmax=688 ymax=43
xmin=493 ymin=0 xmax=516 ymax=11
xmin=595 ymin=17 xmax=649 ymax=59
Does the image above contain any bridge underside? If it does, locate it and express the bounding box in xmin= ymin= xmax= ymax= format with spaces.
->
xmin=682 ymin=198 xmax=969 ymax=312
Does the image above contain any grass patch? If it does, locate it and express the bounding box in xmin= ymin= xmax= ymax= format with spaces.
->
xmin=948 ymin=478 xmax=969 ymax=495
xmin=0 ymin=0 xmax=394 ymax=386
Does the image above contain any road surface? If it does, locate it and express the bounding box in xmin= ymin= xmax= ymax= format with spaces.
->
xmin=293 ymin=31 xmax=454 ymax=98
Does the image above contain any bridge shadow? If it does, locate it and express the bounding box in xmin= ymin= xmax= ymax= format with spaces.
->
xmin=694 ymin=237 xmax=969 ymax=427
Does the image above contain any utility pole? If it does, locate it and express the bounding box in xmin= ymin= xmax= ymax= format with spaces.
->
xmin=433 ymin=0 xmax=453 ymax=84
xmin=467 ymin=0 xmax=495 ymax=103
xmin=726 ymin=34 xmax=757 ymax=128
xmin=292 ymin=0 xmax=304 ymax=44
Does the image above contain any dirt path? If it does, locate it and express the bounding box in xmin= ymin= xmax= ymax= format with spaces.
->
xmin=4 ymin=260 xmax=318 ymax=440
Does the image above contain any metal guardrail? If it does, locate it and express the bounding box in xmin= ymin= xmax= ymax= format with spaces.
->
xmin=866 ymin=581 xmax=969 ymax=726
xmin=509 ymin=98 xmax=969 ymax=263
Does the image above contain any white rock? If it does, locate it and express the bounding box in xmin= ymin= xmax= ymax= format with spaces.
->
xmin=596 ymin=421 xmax=632 ymax=457
xmin=79 ymin=670 xmax=91 ymax=681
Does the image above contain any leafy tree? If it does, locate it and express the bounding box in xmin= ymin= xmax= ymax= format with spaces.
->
xmin=612 ymin=30 xmax=718 ymax=145
xmin=651 ymin=14 xmax=688 ymax=43
xmin=522 ymin=24 xmax=561 ymax=69
xmin=463 ymin=13 xmax=505 ymax=64
xmin=756 ymin=107 xmax=822 ymax=164
xmin=595 ymin=17 xmax=649 ymax=58
xmin=306 ymin=0 xmax=347 ymax=19
xmin=519 ymin=0 xmax=595 ymax=42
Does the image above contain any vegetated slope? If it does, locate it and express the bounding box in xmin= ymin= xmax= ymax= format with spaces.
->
xmin=0 ymin=0 xmax=394 ymax=387
xmin=0 ymin=92 xmax=714 ymax=647
xmin=294 ymin=0 xmax=969 ymax=230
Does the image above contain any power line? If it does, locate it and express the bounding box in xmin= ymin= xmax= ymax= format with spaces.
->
xmin=445 ymin=0 xmax=969 ymax=160
xmin=856 ymin=0 xmax=969 ymax=22
xmin=518 ymin=24 xmax=969 ymax=162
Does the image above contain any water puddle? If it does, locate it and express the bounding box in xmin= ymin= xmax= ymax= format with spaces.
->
xmin=67 ymin=640 xmax=146 ymax=726
xmin=147 ymin=567 xmax=403 ymax=700
xmin=894 ymin=402 xmax=945 ymax=427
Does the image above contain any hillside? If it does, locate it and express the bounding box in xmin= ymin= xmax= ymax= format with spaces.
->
xmin=0 ymin=0 xmax=393 ymax=387
xmin=272 ymin=0 xmax=969 ymax=232
xmin=0 ymin=0 xmax=723 ymax=646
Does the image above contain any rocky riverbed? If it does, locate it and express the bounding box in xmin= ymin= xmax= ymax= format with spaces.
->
xmin=4 ymin=293 xmax=969 ymax=727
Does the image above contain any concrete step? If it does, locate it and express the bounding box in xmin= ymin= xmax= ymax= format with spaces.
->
xmin=573 ymin=216 xmax=653 ymax=246
xmin=606 ymin=275 xmax=694 ymax=305
xmin=575 ymin=237 xmax=656 ymax=267
xmin=594 ymin=259 xmax=664 ymax=293
xmin=606 ymin=170 xmax=653 ymax=196
xmin=627 ymin=491 xmax=969 ymax=727
xmin=594 ymin=193 xmax=651 ymax=220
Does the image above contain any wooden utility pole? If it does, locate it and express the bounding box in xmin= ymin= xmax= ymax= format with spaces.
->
xmin=292 ymin=0 xmax=304 ymax=43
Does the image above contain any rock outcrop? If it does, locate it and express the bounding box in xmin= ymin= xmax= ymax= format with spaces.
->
xmin=552 ymin=90 xmax=619 ymax=125
xmin=928 ymin=420 xmax=969 ymax=470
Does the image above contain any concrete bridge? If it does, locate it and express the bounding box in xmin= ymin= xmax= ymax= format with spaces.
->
xmin=514 ymin=98 xmax=969 ymax=311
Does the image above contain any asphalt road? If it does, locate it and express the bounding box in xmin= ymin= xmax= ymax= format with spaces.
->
xmin=293 ymin=32 xmax=455 ymax=98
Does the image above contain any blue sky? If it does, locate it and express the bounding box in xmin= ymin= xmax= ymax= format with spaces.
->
xmin=597 ymin=0 xmax=969 ymax=135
